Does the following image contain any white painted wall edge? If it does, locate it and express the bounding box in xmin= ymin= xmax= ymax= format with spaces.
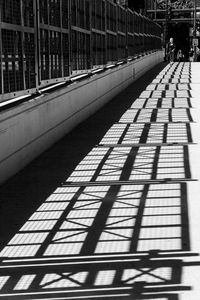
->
xmin=0 ymin=51 xmax=163 ymax=184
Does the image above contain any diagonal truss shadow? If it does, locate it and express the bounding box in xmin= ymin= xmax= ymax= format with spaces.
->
xmin=0 ymin=62 xmax=199 ymax=299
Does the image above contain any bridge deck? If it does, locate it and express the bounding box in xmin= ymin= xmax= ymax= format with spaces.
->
xmin=0 ymin=62 xmax=200 ymax=299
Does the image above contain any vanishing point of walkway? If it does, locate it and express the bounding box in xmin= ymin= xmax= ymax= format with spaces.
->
xmin=1 ymin=62 xmax=200 ymax=299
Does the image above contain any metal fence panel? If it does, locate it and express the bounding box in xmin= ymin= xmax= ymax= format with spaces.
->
xmin=0 ymin=0 xmax=162 ymax=102
xmin=0 ymin=0 xmax=37 ymax=101
xmin=38 ymin=0 xmax=70 ymax=85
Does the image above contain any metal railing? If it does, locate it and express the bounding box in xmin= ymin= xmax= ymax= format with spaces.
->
xmin=0 ymin=0 xmax=162 ymax=103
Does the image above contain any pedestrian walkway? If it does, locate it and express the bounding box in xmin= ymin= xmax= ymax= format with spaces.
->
xmin=0 ymin=62 xmax=200 ymax=299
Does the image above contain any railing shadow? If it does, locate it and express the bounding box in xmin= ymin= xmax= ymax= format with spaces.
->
xmin=0 ymin=62 xmax=198 ymax=299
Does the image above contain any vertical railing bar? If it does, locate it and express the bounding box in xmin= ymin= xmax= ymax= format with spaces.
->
xmin=83 ymin=0 xmax=86 ymax=70
xmin=47 ymin=0 xmax=51 ymax=80
xmin=20 ymin=0 xmax=26 ymax=90
xmin=68 ymin=0 xmax=72 ymax=76
xmin=91 ymin=0 xmax=94 ymax=68
xmin=0 ymin=1 xmax=4 ymax=95
xmin=116 ymin=4 xmax=119 ymax=61
xmin=60 ymin=0 xmax=64 ymax=78
xmin=89 ymin=0 xmax=92 ymax=70
xmin=125 ymin=5 xmax=128 ymax=60
xmin=105 ymin=0 xmax=108 ymax=64
xmin=34 ymin=0 xmax=40 ymax=90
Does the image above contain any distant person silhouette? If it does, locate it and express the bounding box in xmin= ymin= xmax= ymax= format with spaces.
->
xmin=167 ymin=37 xmax=176 ymax=63
xmin=177 ymin=49 xmax=185 ymax=62
xmin=189 ymin=47 xmax=194 ymax=61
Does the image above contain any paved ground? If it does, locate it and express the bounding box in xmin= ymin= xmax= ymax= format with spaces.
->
xmin=0 ymin=62 xmax=200 ymax=299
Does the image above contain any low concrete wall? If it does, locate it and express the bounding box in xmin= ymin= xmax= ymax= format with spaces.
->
xmin=0 ymin=50 xmax=163 ymax=184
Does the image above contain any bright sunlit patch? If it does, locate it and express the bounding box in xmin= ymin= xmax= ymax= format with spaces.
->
xmin=95 ymin=240 xmax=130 ymax=253
xmin=139 ymin=226 xmax=181 ymax=239
xmin=0 ymin=276 xmax=10 ymax=290
xmin=131 ymin=98 xmax=146 ymax=108
xmin=14 ymin=275 xmax=36 ymax=290
xmin=171 ymin=109 xmax=191 ymax=122
xmin=141 ymin=215 xmax=181 ymax=227
xmin=137 ymin=238 xmax=181 ymax=251
xmin=119 ymin=111 xmax=139 ymax=123
xmin=8 ymin=232 xmax=49 ymax=245
xmin=147 ymin=183 xmax=181 ymax=198
xmin=20 ymin=220 xmax=57 ymax=231
xmin=109 ymin=208 xmax=138 ymax=217
xmin=94 ymin=270 xmax=116 ymax=286
xmin=151 ymin=91 xmax=163 ymax=98
xmin=143 ymin=206 xmax=181 ymax=216
xmin=167 ymin=124 xmax=188 ymax=143
xmin=46 ymin=193 xmax=75 ymax=201
xmin=136 ymin=109 xmax=153 ymax=123
xmin=122 ymin=124 xmax=145 ymax=144
xmin=0 ymin=245 xmax=41 ymax=257
xmin=38 ymin=202 xmax=69 ymax=211
xmin=144 ymin=99 xmax=160 ymax=108
xmin=44 ymin=243 xmax=83 ymax=256
xmin=30 ymin=211 xmax=63 ymax=220
xmin=139 ymin=91 xmax=152 ymax=98
xmin=67 ymin=208 xmax=98 ymax=218
xmin=99 ymin=124 xmax=126 ymax=144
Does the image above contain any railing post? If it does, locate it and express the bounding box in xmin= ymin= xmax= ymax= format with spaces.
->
xmin=20 ymin=0 xmax=26 ymax=90
xmin=164 ymin=0 xmax=169 ymax=61
xmin=68 ymin=0 xmax=72 ymax=76
xmin=0 ymin=2 xmax=4 ymax=95
xmin=193 ymin=0 xmax=197 ymax=61
xmin=34 ymin=0 xmax=40 ymax=88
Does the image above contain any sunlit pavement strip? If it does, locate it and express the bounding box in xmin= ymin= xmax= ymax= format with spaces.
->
xmin=1 ymin=62 xmax=200 ymax=299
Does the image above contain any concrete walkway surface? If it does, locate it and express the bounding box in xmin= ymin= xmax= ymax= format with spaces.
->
xmin=0 ymin=62 xmax=200 ymax=299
